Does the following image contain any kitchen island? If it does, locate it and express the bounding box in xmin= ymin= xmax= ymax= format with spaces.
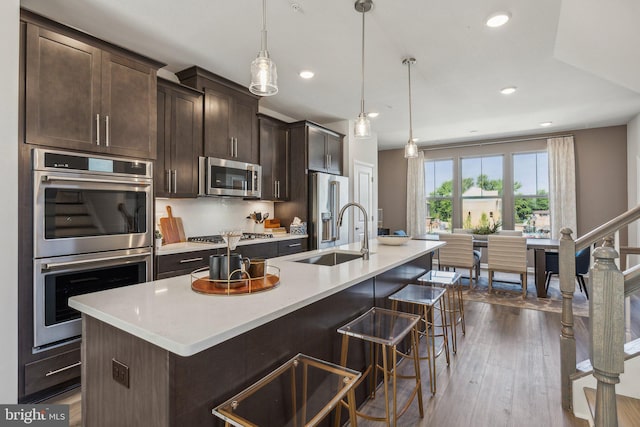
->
xmin=69 ymin=238 xmax=443 ymax=426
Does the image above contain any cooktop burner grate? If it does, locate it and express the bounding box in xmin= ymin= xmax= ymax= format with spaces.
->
xmin=188 ymin=233 xmax=273 ymax=244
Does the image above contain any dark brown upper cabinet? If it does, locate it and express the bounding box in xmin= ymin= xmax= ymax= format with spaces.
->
xmin=298 ymin=122 xmax=344 ymax=176
xmin=23 ymin=12 xmax=163 ymax=159
xmin=176 ymin=66 xmax=259 ymax=165
xmin=156 ymin=79 xmax=203 ymax=198
xmin=259 ymin=114 xmax=289 ymax=201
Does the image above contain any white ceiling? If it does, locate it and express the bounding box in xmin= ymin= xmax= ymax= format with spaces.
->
xmin=20 ymin=0 xmax=640 ymax=150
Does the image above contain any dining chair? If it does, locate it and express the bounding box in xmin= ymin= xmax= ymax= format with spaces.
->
xmin=438 ymin=233 xmax=480 ymax=286
xmin=544 ymin=247 xmax=590 ymax=299
xmin=487 ymin=235 xmax=528 ymax=298
xmin=452 ymin=228 xmax=482 ymax=270
xmin=497 ymin=230 xmax=523 ymax=236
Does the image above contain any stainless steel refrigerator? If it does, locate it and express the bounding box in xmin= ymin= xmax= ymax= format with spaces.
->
xmin=309 ymin=172 xmax=349 ymax=249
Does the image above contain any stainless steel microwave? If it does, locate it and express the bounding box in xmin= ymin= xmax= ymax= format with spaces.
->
xmin=198 ymin=157 xmax=261 ymax=198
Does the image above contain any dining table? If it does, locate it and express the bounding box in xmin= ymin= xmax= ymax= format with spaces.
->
xmin=413 ymin=234 xmax=560 ymax=298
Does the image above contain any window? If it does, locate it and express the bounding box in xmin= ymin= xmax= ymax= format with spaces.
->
xmin=513 ymin=152 xmax=549 ymax=234
xmin=424 ymin=159 xmax=453 ymax=232
xmin=461 ymin=156 xmax=503 ymax=231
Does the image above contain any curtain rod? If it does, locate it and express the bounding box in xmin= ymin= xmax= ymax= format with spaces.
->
xmin=420 ymin=133 xmax=574 ymax=151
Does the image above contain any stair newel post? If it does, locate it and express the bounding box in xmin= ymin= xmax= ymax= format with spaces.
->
xmin=591 ymin=236 xmax=625 ymax=427
xmin=559 ymin=227 xmax=577 ymax=410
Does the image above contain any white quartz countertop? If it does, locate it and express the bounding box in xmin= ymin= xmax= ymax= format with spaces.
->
xmin=156 ymin=234 xmax=308 ymax=255
xmin=69 ymin=238 xmax=444 ymax=357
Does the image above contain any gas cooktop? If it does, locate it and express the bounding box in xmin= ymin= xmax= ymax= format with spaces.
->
xmin=187 ymin=232 xmax=274 ymax=244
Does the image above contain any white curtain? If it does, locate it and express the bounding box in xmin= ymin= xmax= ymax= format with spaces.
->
xmin=406 ymin=151 xmax=426 ymax=236
xmin=548 ymin=136 xmax=577 ymax=239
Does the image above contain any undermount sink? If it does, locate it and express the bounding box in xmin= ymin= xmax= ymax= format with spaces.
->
xmin=294 ymin=251 xmax=364 ymax=266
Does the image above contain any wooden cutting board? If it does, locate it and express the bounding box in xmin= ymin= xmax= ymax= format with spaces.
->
xmin=159 ymin=206 xmax=185 ymax=244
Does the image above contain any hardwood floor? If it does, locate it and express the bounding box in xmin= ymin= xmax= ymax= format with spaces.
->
xmin=354 ymin=301 xmax=590 ymax=427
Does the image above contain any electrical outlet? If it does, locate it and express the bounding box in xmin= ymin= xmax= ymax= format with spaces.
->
xmin=112 ymin=359 xmax=129 ymax=388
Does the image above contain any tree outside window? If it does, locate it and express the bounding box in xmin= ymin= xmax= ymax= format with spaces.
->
xmin=424 ymin=159 xmax=453 ymax=232
xmin=461 ymin=156 xmax=503 ymax=231
xmin=513 ymin=152 xmax=549 ymax=235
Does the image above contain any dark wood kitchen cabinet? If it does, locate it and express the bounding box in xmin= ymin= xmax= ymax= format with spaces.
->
xmin=176 ymin=66 xmax=259 ymax=164
xmin=307 ymin=123 xmax=343 ymax=175
xmin=259 ymin=114 xmax=289 ymax=201
xmin=156 ymin=248 xmax=222 ymax=280
xmin=23 ymin=12 xmax=163 ymax=159
xmin=156 ymin=79 xmax=203 ymax=198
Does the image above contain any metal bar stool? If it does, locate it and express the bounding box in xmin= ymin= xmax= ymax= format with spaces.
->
xmin=213 ymin=353 xmax=360 ymax=427
xmin=388 ymin=284 xmax=449 ymax=394
xmin=335 ymin=307 xmax=423 ymax=427
xmin=418 ymin=270 xmax=465 ymax=353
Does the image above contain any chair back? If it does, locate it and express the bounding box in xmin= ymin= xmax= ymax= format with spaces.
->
xmin=439 ymin=233 xmax=475 ymax=269
xmin=498 ymin=230 xmax=523 ymax=236
xmin=575 ymin=247 xmax=590 ymax=275
xmin=488 ymin=235 xmax=527 ymax=273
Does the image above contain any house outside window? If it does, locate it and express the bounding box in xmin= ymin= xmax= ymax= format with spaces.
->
xmin=461 ymin=155 xmax=503 ymax=232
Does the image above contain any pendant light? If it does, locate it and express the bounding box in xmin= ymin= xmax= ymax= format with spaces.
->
xmin=249 ymin=0 xmax=278 ymax=96
xmin=354 ymin=0 xmax=373 ymax=139
xmin=403 ymin=58 xmax=419 ymax=158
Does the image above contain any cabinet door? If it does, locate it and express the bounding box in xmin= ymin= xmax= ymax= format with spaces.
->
xmin=307 ymin=127 xmax=327 ymax=172
xmin=326 ymin=133 xmax=343 ymax=175
xmin=155 ymin=86 xmax=172 ymax=197
xmin=171 ymin=90 xmax=202 ymax=197
xmin=231 ymin=94 xmax=258 ymax=164
xmin=273 ymin=127 xmax=289 ymax=200
xmin=101 ymin=52 xmax=157 ymax=159
xmin=259 ymin=118 xmax=276 ymax=200
xmin=25 ymin=24 xmax=101 ymax=150
xmin=203 ymin=88 xmax=232 ymax=159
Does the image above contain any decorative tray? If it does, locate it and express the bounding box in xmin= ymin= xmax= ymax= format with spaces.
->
xmin=190 ymin=266 xmax=280 ymax=296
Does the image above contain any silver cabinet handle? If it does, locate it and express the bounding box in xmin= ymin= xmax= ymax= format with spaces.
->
xmin=46 ymin=361 xmax=81 ymax=377
xmin=42 ymin=252 xmax=150 ymax=271
xmin=328 ymin=154 xmax=332 ymax=168
xmin=166 ymin=170 xmax=172 ymax=193
xmin=288 ymin=243 xmax=302 ymax=247
xmin=179 ymin=257 xmax=204 ymax=264
xmin=96 ymin=114 xmax=100 ymax=145
xmin=105 ymin=115 xmax=110 ymax=147
xmin=230 ymin=138 xmax=234 ymax=157
xmin=276 ymin=180 xmax=279 ymax=198
xmin=234 ymin=138 xmax=238 ymax=158
xmin=274 ymin=181 xmax=277 ymax=198
xmin=277 ymin=181 xmax=281 ymax=198
xmin=41 ymin=175 xmax=152 ymax=187
xmin=173 ymin=170 xmax=177 ymax=193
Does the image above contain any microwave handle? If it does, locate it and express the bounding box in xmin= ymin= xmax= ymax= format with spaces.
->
xmin=41 ymin=175 xmax=151 ymax=187
xmin=42 ymin=252 xmax=150 ymax=271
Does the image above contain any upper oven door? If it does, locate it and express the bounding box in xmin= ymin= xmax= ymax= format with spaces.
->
xmin=34 ymin=170 xmax=153 ymax=258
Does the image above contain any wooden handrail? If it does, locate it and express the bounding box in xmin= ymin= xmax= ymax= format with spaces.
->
xmin=574 ymin=204 xmax=640 ymax=252
xmin=624 ymin=263 xmax=640 ymax=297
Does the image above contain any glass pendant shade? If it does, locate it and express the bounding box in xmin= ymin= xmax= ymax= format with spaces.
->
xmin=250 ymin=53 xmax=278 ymax=96
xmin=354 ymin=113 xmax=371 ymax=138
xmin=249 ymin=0 xmax=277 ymax=96
xmin=404 ymin=140 xmax=418 ymax=158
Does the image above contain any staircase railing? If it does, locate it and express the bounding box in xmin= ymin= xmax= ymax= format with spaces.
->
xmin=559 ymin=204 xmax=640 ymax=427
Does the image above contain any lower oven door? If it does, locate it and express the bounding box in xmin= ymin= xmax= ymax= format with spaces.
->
xmin=33 ymin=247 xmax=152 ymax=350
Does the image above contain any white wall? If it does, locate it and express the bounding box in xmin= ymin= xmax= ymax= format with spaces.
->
xmin=155 ymin=198 xmax=275 ymax=237
xmin=325 ymin=120 xmax=379 ymax=242
xmin=627 ymin=113 xmax=640 ymax=264
xmin=1 ymin=0 xmax=20 ymax=403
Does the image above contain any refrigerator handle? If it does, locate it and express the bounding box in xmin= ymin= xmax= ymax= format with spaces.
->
xmin=331 ymin=180 xmax=340 ymax=241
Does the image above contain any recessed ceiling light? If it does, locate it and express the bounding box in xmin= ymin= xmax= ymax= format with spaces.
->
xmin=500 ymin=86 xmax=517 ymax=95
xmin=540 ymin=121 xmax=553 ymax=127
xmin=299 ymin=70 xmax=314 ymax=79
xmin=367 ymin=112 xmax=379 ymax=118
xmin=486 ymin=12 xmax=511 ymax=28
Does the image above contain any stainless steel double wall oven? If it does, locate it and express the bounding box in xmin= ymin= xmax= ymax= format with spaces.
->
xmin=32 ymin=148 xmax=153 ymax=350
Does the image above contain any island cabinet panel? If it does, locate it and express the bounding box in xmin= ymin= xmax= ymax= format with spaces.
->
xmin=23 ymin=14 xmax=162 ymax=159
xmin=176 ymin=66 xmax=259 ymax=165
xmin=155 ymin=79 xmax=203 ymax=198
xmin=277 ymin=238 xmax=308 ymax=256
xmin=82 ymin=316 xmax=170 ymax=427
xmin=156 ymin=248 xmax=221 ymax=280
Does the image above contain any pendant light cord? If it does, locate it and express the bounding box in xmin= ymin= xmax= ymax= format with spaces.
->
xmin=360 ymin=8 xmax=366 ymax=114
xmin=407 ymin=60 xmax=413 ymax=141
xmin=261 ymin=0 xmax=268 ymax=53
